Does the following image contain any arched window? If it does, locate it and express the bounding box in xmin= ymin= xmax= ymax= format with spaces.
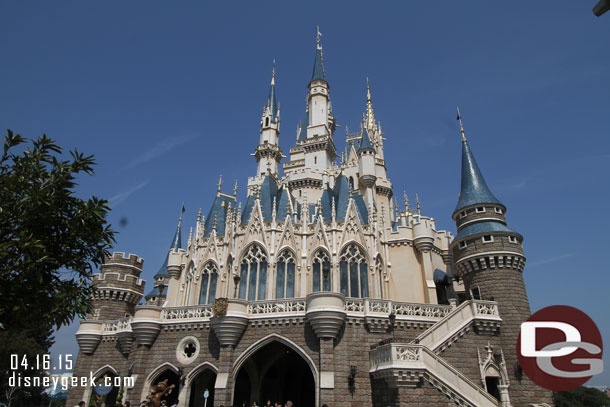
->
xmin=339 ymin=244 xmax=368 ymax=298
xmin=348 ymin=176 xmax=354 ymax=190
xmin=312 ymin=249 xmax=331 ymax=292
xmin=276 ymin=250 xmax=295 ymax=299
xmin=199 ymin=262 xmax=218 ymax=305
xmin=239 ymin=245 xmax=268 ymax=301
xmin=183 ymin=263 xmax=195 ymax=305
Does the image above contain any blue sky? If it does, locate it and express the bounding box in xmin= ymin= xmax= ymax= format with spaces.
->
xmin=1 ymin=1 xmax=609 ymax=387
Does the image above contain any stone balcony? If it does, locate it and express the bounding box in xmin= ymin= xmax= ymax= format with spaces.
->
xmin=98 ymin=297 xmax=453 ymax=337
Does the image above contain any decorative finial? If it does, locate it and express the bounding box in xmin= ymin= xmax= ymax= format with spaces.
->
xmin=217 ymin=175 xmax=223 ymax=194
xmin=457 ymin=106 xmax=466 ymax=142
xmin=416 ymin=193 xmax=421 ymax=215
xmin=394 ymin=196 xmax=398 ymax=220
xmin=366 ymin=77 xmax=371 ymax=102
xmin=255 ymin=186 xmax=260 ymax=199
xmin=271 ymin=59 xmax=276 ymax=86
xmin=197 ymin=207 xmax=202 ymax=223
xmin=212 ymin=215 xmax=217 ymax=230
xmin=266 ymin=160 xmax=271 ymax=175
xmin=403 ymin=191 xmax=409 ymax=214
xmin=331 ymin=196 xmax=336 ymax=221
xmin=178 ymin=202 xmax=185 ymax=226
xmin=272 ymin=196 xmax=277 ymax=222
xmin=233 ymin=180 xmax=238 ymax=196
xmin=316 ymin=26 xmax=322 ymax=49
xmin=188 ymin=226 xmax=193 ymax=247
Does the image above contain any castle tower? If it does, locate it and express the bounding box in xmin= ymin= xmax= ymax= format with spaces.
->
xmin=253 ymin=62 xmax=282 ymax=180
xmin=75 ymin=252 xmax=145 ymax=356
xmin=285 ymin=28 xmax=338 ymax=203
xmin=449 ymin=113 xmax=552 ymax=405
xmin=91 ymin=253 xmax=146 ymax=320
xmin=144 ymin=209 xmax=183 ymax=305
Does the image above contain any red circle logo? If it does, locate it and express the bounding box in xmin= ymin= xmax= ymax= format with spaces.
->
xmin=517 ymin=305 xmax=603 ymax=391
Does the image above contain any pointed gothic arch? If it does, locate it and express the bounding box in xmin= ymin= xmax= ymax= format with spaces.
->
xmin=80 ymin=365 xmax=120 ymax=404
xmin=185 ymin=362 xmax=219 ymax=407
xmin=238 ymin=243 xmax=269 ymax=301
xmin=139 ymin=362 xmax=181 ymax=406
xmin=183 ymin=260 xmax=196 ymax=305
xmin=310 ymin=247 xmax=331 ymax=293
xmin=339 ymin=241 xmax=370 ymax=298
xmin=199 ymin=260 xmax=219 ymax=304
xmin=231 ymin=334 xmax=319 ymax=407
xmin=275 ymin=248 xmax=296 ymax=299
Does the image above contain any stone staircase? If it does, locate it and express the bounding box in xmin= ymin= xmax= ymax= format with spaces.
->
xmin=415 ymin=300 xmax=501 ymax=353
xmin=369 ymin=300 xmax=504 ymax=406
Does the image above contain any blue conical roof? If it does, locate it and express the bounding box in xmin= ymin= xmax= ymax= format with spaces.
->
xmin=357 ymin=127 xmax=375 ymax=153
xmin=154 ymin=218 xmax=183 ymax=278
xmin=455 ymin=139 xmax=502 ymax=212
xmin=311 ymin=46 xmax=325 ymax=82
xmin=297 ymin=111 xmax=309 ymax=142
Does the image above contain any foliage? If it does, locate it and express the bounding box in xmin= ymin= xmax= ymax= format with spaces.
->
xmin=554 ymin=386 xmax=610 ymax=407
xmin=0 ymin=130 xmax=115 ymax=406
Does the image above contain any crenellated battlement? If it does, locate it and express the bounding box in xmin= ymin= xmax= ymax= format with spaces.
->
xmin=102 ymin=252 xmax=144 ymax=268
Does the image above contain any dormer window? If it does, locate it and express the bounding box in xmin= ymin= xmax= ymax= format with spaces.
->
xmin=508 ymin=236 xmax=518 ymax=244
xmin=476 ymin=207 xmax=486 ymax=213
xmin=459 ymin=241 xmax=467 ymax=249
xmin=460 ymin=211 xmax=467 ymax=218
xmin=482 ymin=235 xmax=493 ymax=243
xmin=494 ymin=207 xmax=503 ymax=214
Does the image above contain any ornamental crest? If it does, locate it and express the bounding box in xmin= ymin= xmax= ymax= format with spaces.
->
xmin=213 ymin=297 xmax=228 ymax=318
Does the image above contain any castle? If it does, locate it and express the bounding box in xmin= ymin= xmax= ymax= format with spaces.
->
xmin=67 ymin=34 xmax=554 ymax=407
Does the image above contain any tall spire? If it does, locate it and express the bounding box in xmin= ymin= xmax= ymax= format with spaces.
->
xmin=267 ymin=60 xmax=278 ymax=122
xmin=365 ymin=77 xmax=376 ymax=131
xmin=311 ymin=26 xmax=326 ymax=82
xmin=455 ymin=119 xmax=502 ymax=212
xmin=457 ymin=106 xmax=466 ymax=142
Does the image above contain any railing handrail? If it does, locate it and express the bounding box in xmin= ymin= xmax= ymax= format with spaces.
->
xmin=414 ymin=299 xmax=500 ymax=347
xmin=370 ymin=343 xmax=498 ymax=406
xmin=101 ymin=297 xmax=454 ymax=328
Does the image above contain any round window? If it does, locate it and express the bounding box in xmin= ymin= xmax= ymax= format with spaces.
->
xmin=176 ymin=336 xmax=200 ymax=364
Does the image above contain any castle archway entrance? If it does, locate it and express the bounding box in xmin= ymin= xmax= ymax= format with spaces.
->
xmin=188 ymin=368 xmax=217 ymax=407
xmin=233 ymin=341 xmax=315 ymax=407
xmin=148 ymin=369 xmax=181 ymax=406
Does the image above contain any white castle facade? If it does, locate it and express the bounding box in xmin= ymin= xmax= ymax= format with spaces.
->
xmin=68 ymin=35 xmax=554 ymax=407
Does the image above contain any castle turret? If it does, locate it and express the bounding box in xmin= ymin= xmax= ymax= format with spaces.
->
xmin=357 ymin=125 xmax=376 ymax=206
xmin=449 ymin=111 xmax=551 ymax=405
xmin=144 ymin=207 xmax=183 ymax=305
xmin=76 ymin=252 xmax=145 ymax=354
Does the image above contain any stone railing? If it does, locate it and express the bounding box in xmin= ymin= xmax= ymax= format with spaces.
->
xmin=102 ymin=317 xmax=132 ymax=334
xmin=345 ymin=298 xmax=452 ymax=321
xmin=370 ymin=343 xmax=498 ymax=407
xmin=247 ymin=298 xmax=307 ymax=315
xmin=282 ymin=159 xmax=305 ymax=169
xmin=161 ymin=305 xmax=214 ymax=321
xmin=414 ymin=300 xmax=501 ymax=352
xmin=100 ymin=298 xmax=455 ymax=331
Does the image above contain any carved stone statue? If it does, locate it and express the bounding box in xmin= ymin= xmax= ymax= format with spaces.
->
xmin=141 ymin=379 xmax=175 ymax=407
